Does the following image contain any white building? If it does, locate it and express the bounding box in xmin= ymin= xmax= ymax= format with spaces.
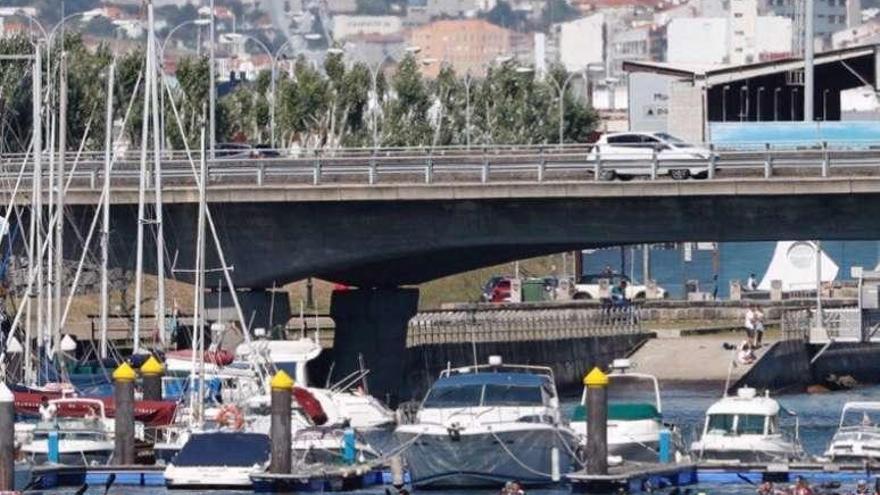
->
xmin=755 ymin=16 xmax=793 ymax=57
xmin=667 ymin=17 xmax=728 ymax=64
xmin=728 ymin=0 xmax=757 ymax=64
xmin=331 ymin=15 xmax=403 ymax=39
xmin=555 ymin=14 xmax=605 ymax=72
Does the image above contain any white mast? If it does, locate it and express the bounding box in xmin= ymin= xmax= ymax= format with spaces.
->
xmin=148 ymin=0 xmax=166 ymax=348
xmin=191 ymin=122 xmax=208 ymax=428
xmin=54 ymin=52 xmax=67 ymax=359
xmin=132 ymin=2 xmax=155 ymax=355
xmin=25 ymin=44 xmax=43 ymax=384
xmin=100 ymin=62 xmax=115 ymax=360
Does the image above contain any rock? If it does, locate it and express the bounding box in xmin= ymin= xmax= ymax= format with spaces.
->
xmin=806 ymin=384 xmax=830 ymax=394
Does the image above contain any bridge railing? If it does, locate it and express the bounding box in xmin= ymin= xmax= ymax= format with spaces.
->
xmin=4 ymin=140 xmax=880 ymax=188
xmin=406 ymin=306 xmax=642 ymax=347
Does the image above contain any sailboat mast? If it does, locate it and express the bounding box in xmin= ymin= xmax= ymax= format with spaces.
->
xmin=132 ymin=25 xmax=153 ymax=355
xmin=193 ymin=123 xmax=208 ymax=428
xmin=54 ymin=52 xmax=67 ymax=358
xmin=100 ymin=62 xmax=115 ymax=360
xmin=25 ymin=44 xmax=43 ymax=384
xmin=148 ymin=0 xmax=166 ymax=348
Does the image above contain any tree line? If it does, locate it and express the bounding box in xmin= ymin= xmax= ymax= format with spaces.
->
xmin=0 ymin=33 xmax=598 ymax=153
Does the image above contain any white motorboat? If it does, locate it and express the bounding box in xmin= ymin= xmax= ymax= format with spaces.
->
xmin=290 ymin=427 xmax=379 ymax=467
xmin=163 ymin=431 xmax=270 ymax=488
xmin=18 ymin=398 xmax=118 ymax=466
xmin=825 ymin=402 xmax=880 ymax=462
xmin=394 ymin=356 xmax=580 ymax=488
xmin=569 ymin=359 xmax=685 ymax=462
xmin=691 ymin=387 xmax=803 ymax=463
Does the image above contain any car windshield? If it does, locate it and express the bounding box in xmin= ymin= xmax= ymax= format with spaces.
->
xmin=654 ymin=132 xmax=694 ymax=147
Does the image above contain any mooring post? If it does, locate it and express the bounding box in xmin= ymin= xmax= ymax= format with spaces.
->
xmin=140 ymin=355 xmax=164 ymax=402
xmin=659 ymin=428 xmax=672 ymax=463
xmin=585 ymin=367 xmax=609 ymax=475
xmin=270 ymin=370 xmax=293 ymax=474
xmin=390 ymin=455 xmax=404 ymax=489
xmin=0 ymin=382 xmax=13 ymax=490
xmin=113 ymin=362 xmax=136 ymax=465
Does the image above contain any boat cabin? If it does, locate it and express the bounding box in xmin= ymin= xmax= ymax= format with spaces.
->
xmin=702 ymin=388 xmax=785 ymax=437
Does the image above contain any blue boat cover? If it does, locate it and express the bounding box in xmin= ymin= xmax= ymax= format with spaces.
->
xmin=434 ymin=372 xmax=548 ymax=388
xmin=173 ymin=432 xmax=270 ymax=467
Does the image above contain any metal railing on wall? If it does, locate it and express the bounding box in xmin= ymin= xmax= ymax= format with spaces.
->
xmin=406 ymin=306 xmax=642 ymax=348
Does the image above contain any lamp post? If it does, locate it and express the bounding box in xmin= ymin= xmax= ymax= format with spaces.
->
xmin=722 ymin=85 xmax=730 ymax=121
xmin=822 ymin=89 xmax=830 ymax=120
xmin=219 ymin=32 xmax=274 ymax=145
xmin=548 ymin=70 xmax=583 ymax=146
xmin=365 ymin=45 xmax=421 ymax=150
xmin=740 ymin=86 xmax=748 ymax=122
xmin=791 ymin=87 xmax=799 ymax=120
xmin=159 ymin=18 xmax=211 ymax=150
xmin=756 ymin=86 xmax=765 ymax=121
xmin=462 ymin=55 xmax=517 ymax=149
xmin=774 ymin=87 xmax=781 ymax=121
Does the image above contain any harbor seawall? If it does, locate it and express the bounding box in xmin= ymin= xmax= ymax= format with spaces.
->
xmin=733 ymin=340 xmax=880 ymax=391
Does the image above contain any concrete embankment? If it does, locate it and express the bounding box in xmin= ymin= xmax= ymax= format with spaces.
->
xmin=735 ymin=340 xmax=880 ymax=392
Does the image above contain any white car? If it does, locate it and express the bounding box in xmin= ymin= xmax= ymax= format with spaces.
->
xmin=573 ymin=274 xmax=666 ymax=300
xmin=587 ymin=132 xmax=713 ymax=180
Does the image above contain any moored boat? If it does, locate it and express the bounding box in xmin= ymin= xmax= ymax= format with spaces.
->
xmin=394 ymin=356 xmax=580 ymax=488
xmin=691 ymin=387 xmax=803 ymax=463
xmin=825 ymin=402 xmax=880 ymax=462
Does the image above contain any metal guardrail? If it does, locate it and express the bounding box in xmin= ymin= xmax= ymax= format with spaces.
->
xmin=406 ymin=306 xmax=642 ymax=347
xmin=781 ymin=307 xmax=863 ymax=343
xmin=4 ymin=141 xmax=880 ymax=189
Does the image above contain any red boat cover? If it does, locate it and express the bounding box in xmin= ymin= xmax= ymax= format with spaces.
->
xmin=14 ymin=391 xmax=178 ymax=427
xmin=292 ymin=387 xmax=327 ymax=426
xmin=165 ymin=349 xmax=235 ymax=366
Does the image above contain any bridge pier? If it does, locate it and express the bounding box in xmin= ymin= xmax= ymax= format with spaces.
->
xmin=329 ymin=287 xmax=419 ymax=405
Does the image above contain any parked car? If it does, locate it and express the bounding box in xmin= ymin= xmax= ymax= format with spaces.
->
xmin=573 ymin=273 xmax=666 ymax=300
xmin=215 ymin=142 xmax=253 ymax=159
xmin=481 ymin=276 xmax=513 ymax=303
xmin=587 ymin=132 xmax=713 ymax=180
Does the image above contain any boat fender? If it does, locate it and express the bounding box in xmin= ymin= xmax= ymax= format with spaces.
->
xmin=215 ymin=404 xmax=244 ymax=431
xmin=293 ymin=387 xmax=328 ymax=426
xmin=446 ymin=423 xmax=462 ymax=442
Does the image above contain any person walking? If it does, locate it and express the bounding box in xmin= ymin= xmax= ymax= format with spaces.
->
xmin=746 ymin=273 xmax=758 ymax=291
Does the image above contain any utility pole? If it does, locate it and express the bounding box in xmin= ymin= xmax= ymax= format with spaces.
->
xmin=804 ymin=0 xmax=815 ymax=121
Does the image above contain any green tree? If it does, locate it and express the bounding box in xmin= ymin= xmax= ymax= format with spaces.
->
xmin=276 ymin=56 xmax=332 ymax=147
xmin=381 ymin=54 xmax=431 ymax=147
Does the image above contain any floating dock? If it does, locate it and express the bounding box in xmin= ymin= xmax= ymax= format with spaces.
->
xmin=29 ymin=465 xmax=165 ymax=489
xmin=569 ymin=462 xmax=880 ymax=493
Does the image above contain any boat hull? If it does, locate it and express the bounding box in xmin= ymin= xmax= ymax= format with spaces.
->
xmin=395 ymin=425 xmax=577 ymax=488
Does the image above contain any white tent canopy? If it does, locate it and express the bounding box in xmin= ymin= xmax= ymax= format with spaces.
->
xmin=758 ymin=241 xmax=838 ymax=292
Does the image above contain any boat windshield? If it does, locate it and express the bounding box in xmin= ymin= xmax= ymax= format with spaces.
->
xmin=707 ymin=414 xmax=767 ymax=435
xmin=173 ymin=433 xmax=270 ymax=467
xmin=424 ymin=385 xmax=484 ymax=408
xmin=424 ymin=384 xmax=544 ymax=408
xmin=842 ymin=408 xmax=880 ymax=428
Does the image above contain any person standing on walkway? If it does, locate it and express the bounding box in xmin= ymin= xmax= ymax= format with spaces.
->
xmin=746 ymin=274 xmax=758 ymax=291
xmin=754 ymin=306 xmax=766 ymax=347
xmin=744 ymin=306 xmax=757 ymax=347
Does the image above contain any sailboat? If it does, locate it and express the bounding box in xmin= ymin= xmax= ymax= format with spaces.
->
xmin=758 ymin=241 xmax=838 ymax=292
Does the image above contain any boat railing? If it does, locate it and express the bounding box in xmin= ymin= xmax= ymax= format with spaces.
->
xmin=439 ymin=363 xmax=556 ymax=381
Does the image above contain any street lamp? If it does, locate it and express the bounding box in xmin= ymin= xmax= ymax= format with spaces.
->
xmin=462 ymin=54 xmax=519 ymax=149
xmin=548 ymin=70 xmax=585 ymax=146
xmin=366 ymin=45 xmax=421 ymax=149
xmin=822 ymin=89 xmax=830 ymax=120
xmin=773 ymin=87 xmax=782 ymax=121
xmin=740 ymin=86 xmax=748 ymax=122
xmin=722 ymin=85 xmax=730 ymax=121
xmin=791 ymin=87 xmax=799 ymax=120
xmin=160 ymin=18 xmax=211 ymax=61
xmin=218 ymin=32 xmax=274 ymax=145
xmin=757 ymin=86 xmax=765 ymax=122
xmin=47 ymin=9 xmax=104 ymax=47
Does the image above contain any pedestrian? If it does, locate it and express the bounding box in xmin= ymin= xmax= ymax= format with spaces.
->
xmin=758 ymin=482 xmax=775 ymax=495
xmin=853 ymin=480 xmax=869 ymax=495
xmin=754 ymin=306 xmax=766 ymax=347
xmin=38 ymin=396 xmax=57 ymax=423
xmin=794 ymin=477 xmax=814 ymax=495
xmin=746 ymin=273 xmax=758 ymax=291
xmin=744 ymin=305 xmax=756 ymax=347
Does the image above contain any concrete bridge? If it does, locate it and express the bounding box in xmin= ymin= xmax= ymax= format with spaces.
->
xmin=6 ymin=144 xmax=880 ymax=399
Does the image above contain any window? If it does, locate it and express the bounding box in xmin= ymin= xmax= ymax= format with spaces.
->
xmin=483 ymin=385 xmax=544 ymax=406
xmin=707 ymin=414 xmax=735 ymax=433
xmin=738 ymin=414 xmax=767 ymax=434
xmin=423 ymin=385 xmax=483 ymax=408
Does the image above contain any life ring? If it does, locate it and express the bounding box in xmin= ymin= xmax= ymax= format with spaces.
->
xmin=215 ymin=404 xmax=244 ymax=431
